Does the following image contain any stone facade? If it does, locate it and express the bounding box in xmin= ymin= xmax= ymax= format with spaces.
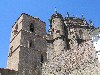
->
xmin=7 ymin=13 xmax=47 ymax=75
xmin=42 ymin=12 xmax=100 ymax=75
xmin=2 ymin=12 xmax=100 ymax=75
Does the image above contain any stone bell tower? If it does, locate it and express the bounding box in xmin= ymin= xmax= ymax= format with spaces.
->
xmin=50 ymin=11 xmax=66 ymax=55
xmin=45 ymin=11 xmax=67 ymax=61
xmin=7 ymin=13 xmax=47 ymax=75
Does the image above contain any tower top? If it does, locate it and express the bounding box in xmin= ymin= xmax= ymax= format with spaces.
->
xmin=51 ymin=12 xmax=63 ymax=19
xmin=50 ymin=7 xmax=63 ymax=19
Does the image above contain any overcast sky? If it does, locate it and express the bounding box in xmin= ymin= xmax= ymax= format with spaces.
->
xmin=0 ymin=0 xmax=100 ymax=68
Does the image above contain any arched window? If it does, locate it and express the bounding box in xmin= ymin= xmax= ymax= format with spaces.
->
xmin=29 ymin=41 xmax=32 ymax=47
xmin=41 ymin=54 xmax=44 ymax=63
xmin=28 ymin=40 xmax=33 ymax=48
xmin=52 ymin=20 xmax=55 ymax=23
xmin=13 ymin=24 xmax=18 ymax=35
xmin=15 ymin=24 xmax=18 ymax=31
xmin=30 ymin=23 xmax=34 ymax=32
xmin=79 ymin=30 xmax=83 ymax=39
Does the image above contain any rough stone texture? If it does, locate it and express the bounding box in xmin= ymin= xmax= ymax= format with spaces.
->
xmin=42 ymin=12 xmax=100 ymax=75
xmin=5 ymin=12 xmax=100 ymax=75
xmin=7 ymin=14 xmax=24 ymax=71
xmin=42 ymin=40 xmax=100 ymax=75
xmin=7 ymin=13 xmax=47 ymax=75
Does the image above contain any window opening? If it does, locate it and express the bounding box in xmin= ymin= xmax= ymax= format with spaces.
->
xmin=30 ymin=23 xmax=34 ymax=32
xmin=29 ymin=41 xmax=32 ymax=47
xmin=13 ymin=24 xmax=18 ymax=35
xmin=79 ymin=30 xmax=83 ymax=39
xmin=15 ymin=24 xmax=18 ymax=31
xmin=9 ymin=46 xmax=13 ymax=57
xmin=52 ymin=28 xmax=54 ymax=32
xmin=28 ymin=40 xmax=33 ymax=48
xmin=53 ymin=20 xmax=54 ymax=23
xmin=56 ymin=30 xmax=60 ymax=33
xmin=41 ymin=54 xmax=44 ymax=63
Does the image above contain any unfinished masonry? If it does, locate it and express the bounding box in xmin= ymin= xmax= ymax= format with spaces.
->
xmin=1 ymin=11 xmax=100 ymax=75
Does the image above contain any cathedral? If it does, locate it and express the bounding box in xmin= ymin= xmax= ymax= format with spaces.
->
xmin=0 ymin=11 xmax=100 ymax=75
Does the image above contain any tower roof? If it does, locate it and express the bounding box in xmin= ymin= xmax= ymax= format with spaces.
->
xmin=51 ymin=12 xmax=63 ymax=19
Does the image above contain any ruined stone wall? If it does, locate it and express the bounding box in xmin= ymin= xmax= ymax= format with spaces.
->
xmin=6 ymin=13 xmax=100 ymax=75
xmin=42 ymin=13 xmax=100 ymax=75
xmin=42 ymin=40 xmax=100 ymax=75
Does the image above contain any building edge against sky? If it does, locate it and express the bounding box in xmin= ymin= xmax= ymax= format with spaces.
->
xmin=0 ymin=11 xmax=100 ymax=75
xmin=7 ymin=12 xmax=100 ymax=74
xmin=92 ymin=27 xmax=100 ymax=63
xmin=6 ymin=12 xmax=100 ymax=64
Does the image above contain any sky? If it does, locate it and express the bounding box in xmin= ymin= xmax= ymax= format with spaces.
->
xmin=0 ymin=0 xmax=100 ymax=68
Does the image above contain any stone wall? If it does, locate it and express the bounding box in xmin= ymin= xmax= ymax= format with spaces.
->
xmin=7 ymin=13 xmax=47 ymax=75
xmin=42 ymin=12 xmax=100 ymax=75
xmin=42 ymin=40 xmax=100 ymax=75
xmin=7 ymin=29 xmax=21 ymax=71
xmin=6 ymin=13 xmax=100 ymax=75
xmin=0 ymin=68 xmax=17 ymax=75
xmin=7 ymin=14 xmax=23 ymax=71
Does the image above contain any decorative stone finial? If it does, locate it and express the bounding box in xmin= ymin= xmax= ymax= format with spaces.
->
xmin=82 ymin=14 xmax=85 ymax=20
xmin=67 ymin=12 xmax=69 ymax=17
xmin=89 ymin=19 xmax=95 ymax=29
xmin=55 ymin=7 xmax=57 ymax=14
xmin=89 ymin=20 xmax=94 ymax=26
